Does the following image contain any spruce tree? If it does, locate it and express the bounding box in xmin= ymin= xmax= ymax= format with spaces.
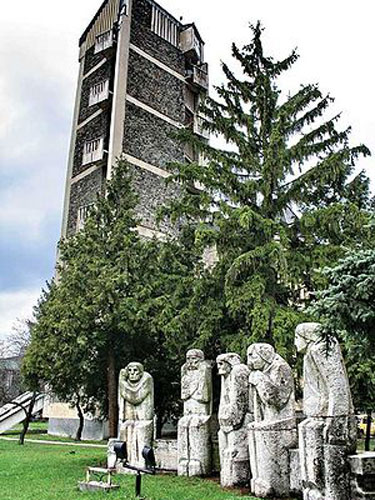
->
xmin=164 ymin=22 xmax=372 ymax=360
xmin=23 ymin=161 xmax=198 ymax=437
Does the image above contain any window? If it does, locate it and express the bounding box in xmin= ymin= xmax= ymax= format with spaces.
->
xmin=82 ymin=137 xmax=105 ymax=165
xmin=151 ymin=5 xmax=179 ymax=47
xmin=95 ymin=30 xmax=113 ymax=54
xmin=76 ymin=203 xmax=95 ymax=231
xmin=89 ymin=80 xmax=110 ymax=107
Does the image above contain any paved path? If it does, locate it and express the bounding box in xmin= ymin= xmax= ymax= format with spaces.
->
xmin=0 ymin=436 xmax=106 ymax=448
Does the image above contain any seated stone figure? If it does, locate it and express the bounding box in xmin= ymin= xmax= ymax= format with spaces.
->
xmin=217 ymin=353 xmax=251 ymax=487
xmin=247 ymin=343 xmax=297 ymax=498
xmin=295 ymin=323 xmax=357 ymax=500
xmin=119 ymin=362 xmax=154 ymax=469
xmin=178 ymin=349 xmax=213 ymax=477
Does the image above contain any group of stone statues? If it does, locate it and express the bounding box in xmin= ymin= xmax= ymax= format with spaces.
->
xmin=113 ymin=322 xmax=358 ymax=500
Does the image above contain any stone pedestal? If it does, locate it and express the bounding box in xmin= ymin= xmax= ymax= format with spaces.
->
xmin=249 ymin=417 xmax=297 ymax=497
xmin=178 ymin=414 xmax=212 ymax=476
xmin=349 ymin=453 xmax=375 ymax=499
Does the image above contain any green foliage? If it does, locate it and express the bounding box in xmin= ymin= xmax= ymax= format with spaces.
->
xmin=23 ymin=162 xmax=198 ymax=429
xmin=309 ymin=249 xmax=375 ymax=410
xmin=163 ymin=22 xmax=371 ymax=363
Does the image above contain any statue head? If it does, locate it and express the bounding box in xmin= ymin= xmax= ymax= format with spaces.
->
xmin=216 ymin=353 xmax=241 ymax=377
xmin=185 ymin=349 xmax=204 ymax=370
xmin=124 ymin=362 xmax=144 ymax=383
xmin=247 ymin=343 xmax=275 ymax=371
xmin=295 ymin=323 xmax=321 ymax=354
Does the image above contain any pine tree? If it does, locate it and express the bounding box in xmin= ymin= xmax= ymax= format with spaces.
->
xmin=23 ymin=161 xmax=198 ymax=437
xmin=164 ymin=22 xmax=372 ymax=360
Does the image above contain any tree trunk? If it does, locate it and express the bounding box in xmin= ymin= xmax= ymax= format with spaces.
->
xmin=75 ymin=398 xmax=84 ymax=441
xmin=107 ymin=345 xmax=118 ymax=438
xmin=19 ymin=392 xmax=36 ymax=445
xmin=365 ymin=409 xmax=372 ymax=452
xmin=156 ymin=414 xmax=163 ymax=439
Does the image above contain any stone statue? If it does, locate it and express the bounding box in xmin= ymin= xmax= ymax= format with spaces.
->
xmin=295 ymin=323 xmax=356 ymax=500
xmin=247 ymin=343 xmax=297 ymax=498
xmin=217 ymin=353 xmax=251 ymax=487
xmin=177 ymin=349 xmax=213 ymax=477
xmin=118 ymin=362 xmax=154 ymax=469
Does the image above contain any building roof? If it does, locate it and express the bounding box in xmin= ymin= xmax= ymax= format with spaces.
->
xmin=79 ymin=0 xmax=205 ymax=47
xmin=79 ymin=0 xmax=112 ymax=47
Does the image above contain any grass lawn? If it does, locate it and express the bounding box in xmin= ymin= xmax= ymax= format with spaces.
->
xmin=0 ymin=439 xmax=259 ymax=500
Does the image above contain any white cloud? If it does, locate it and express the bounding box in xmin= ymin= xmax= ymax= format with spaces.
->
xmin=0 ymin=288 xmax=42 ymax=340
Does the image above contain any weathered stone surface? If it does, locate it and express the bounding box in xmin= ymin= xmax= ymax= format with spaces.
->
xmin=127 ymin=50 xmax=185 ymax=123
xmin=289 ymin=448 xmax=302 ymax=495
xmin=247 ymin=343 xmax=297 ymax=498
xmin=123 ymin=102 xmax=184 ymax=170
xmin=67 ymin=167 xmax=104 ymax=237
xmin=118 ymin=362 xmax=154 ymax=470
xmin=178 ymin=349 xmax=213 ymax=477
xmin=295 ymin=322 xmax=357 ymax=500
xmin=129 ymin=164 xmax=181 ymax=236
xmin=73 ymin=112 xmax=110 ymax=178
xmin=349 ymin=453 xmax=375 ymax=500
xmin=154 ymin=439 xmax=178 ymax=471
xmin=217 ymin=353 xmax=251 ymax=487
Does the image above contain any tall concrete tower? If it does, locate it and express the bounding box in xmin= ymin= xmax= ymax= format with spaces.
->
xmin=61 ymin=0 xmax=209 ymax=239
xmin=48 ymin=0 xmax=208 ymax=439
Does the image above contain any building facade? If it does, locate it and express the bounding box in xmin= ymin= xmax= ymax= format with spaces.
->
xmin=52 ymin=0 xmax=209 ymax=440
xmin=61 ymin=0 xmax=209 ymax=239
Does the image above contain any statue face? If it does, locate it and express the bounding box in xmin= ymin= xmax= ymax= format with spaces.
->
xmin=247 ymin=348 xmax=267 ymax=371
xmin=186 ymin=354 xmax=201 ymax=370
xmin=217 ymin=359 xmax=231 ymax=377
xmin=127 ymin=364 xmax=143 ymax=382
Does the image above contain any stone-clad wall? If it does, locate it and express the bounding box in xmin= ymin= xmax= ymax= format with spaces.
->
xmin=67 ymin=167 xmax=104 ymax=236
xmin=130 ymin=164 xmax=180 ymax=234
xmin=84 ymin=46 xmax=106 ymax=75
xmin=127 ymin=50 xmax=185 ymax=123
xmin=78 ymin=60 xmax=113 ymax=123
xmin=123 ymin=102 xmax=184 ymax=170
xmin=130 ymin=0 xmax=185 ymax=74
xmin=73 ymin=112 xmax=110 ymax=178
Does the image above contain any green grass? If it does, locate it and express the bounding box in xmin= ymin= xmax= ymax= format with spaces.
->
xmin=0 ymin=439 xmax=258 ymax=500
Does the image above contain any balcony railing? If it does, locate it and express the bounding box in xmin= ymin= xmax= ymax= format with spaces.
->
xmin=193 ymin=116 xmax=209 ymax=140
xmin=94 ymin=30 xmax=114 ymax=55
xmin=180 ymin=26 xmax=204 ymax=64
xmin=82 ymin=137 xmax=105 ymax=166
xmin=186 ymin=64 xmax=209 ymax=90
xmin=89 ymin=80 xmax=111 ymax=107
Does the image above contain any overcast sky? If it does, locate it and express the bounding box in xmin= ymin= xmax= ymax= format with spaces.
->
xmin=0 ymin=0 xmax=374 ymax=340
